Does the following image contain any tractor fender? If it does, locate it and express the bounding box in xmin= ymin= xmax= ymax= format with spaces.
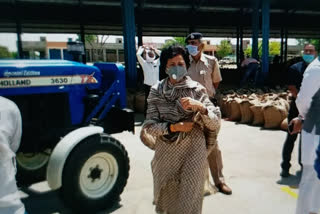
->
xmin=47 ymin=126 xmax=104 ymax=190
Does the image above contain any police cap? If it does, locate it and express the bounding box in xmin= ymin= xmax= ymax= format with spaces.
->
xmin=185 ymin=32 xmax=203 ymax=43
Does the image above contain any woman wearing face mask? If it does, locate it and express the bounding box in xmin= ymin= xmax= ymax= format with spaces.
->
xmin=140 ymin=45 xmax=221 ymax=214
xmin=136 ymin=45 xmax=161 ymax=116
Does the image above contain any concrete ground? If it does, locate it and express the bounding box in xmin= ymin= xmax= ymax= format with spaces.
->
xmin=21 ymin=115 xmax=302 ymax=214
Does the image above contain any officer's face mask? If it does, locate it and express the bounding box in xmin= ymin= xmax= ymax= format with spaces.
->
xmin=303 ymin=54 xmax=315 ymax=64
xmin=166 ymin=66 xmax=187 ymax=82
xmin=186 ymin=45 xmax=200 ymax=56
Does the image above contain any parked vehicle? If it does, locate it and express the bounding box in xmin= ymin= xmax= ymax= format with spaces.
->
xmin=219 ymin=55 xmax=237 ymax=65
xmin=0 ymin=60 xmax=134 ymax=213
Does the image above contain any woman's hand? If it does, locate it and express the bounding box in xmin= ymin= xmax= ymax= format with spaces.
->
xmin=170 ymin=122 xmax=194 ymax=132
xmin=180 ymin=97 xmax=207 ymax=114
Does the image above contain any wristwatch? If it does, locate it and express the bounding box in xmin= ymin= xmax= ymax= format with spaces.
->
xmin=298 ymin=115 xmax=304 ymax=123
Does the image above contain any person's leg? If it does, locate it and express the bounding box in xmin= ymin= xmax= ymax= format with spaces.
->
xmin=297 ymin=133 xmax=303 ymax=177
xmin=176 ymin=133 xmax=208 ymax=213
xmin=280 ymin=100 xmax=299 ymax=176
xmin=203 ymin=166 xmax=217 ymax=196
xmin=296 ymin=165 xmax=320 ymax=214
xmin=207 ymin=144 xmax=232 ymax=195
xmin=309 ymin=162 xmax=320 ymax=214
xmin=280 ymin=133 xmax=298 ymax=176
xmin=144 ymin=84 xmax=151 ymax=117
xmin=0 ymin=158 xmax=26 ymax=214
xmin=298 ymin=133 xmax=303 ymax=168
xmin=240 ymin=63 xmax=255 ymax=87
xmin=296 ymin=165 xmax=312 ymax=214
xmin=315 ymin=142 xmax=320 ymax=179
xmin=252 ymin=63 xmax=260 ymax=86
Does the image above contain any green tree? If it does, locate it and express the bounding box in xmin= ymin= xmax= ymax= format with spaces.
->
xmin=11 ymin=51 xmax=17 ymax=58
xmin=216 ymin=40 xmax=232 ymax=59
xmin=77 ymin=34 xmax=97 ymax=44
xmin=161 ymin=37 xmax=186 ymax=49
xmin=244 ymin=46 xmax=252 ymax=57
xmin=0 ymin=45 xmax=12 ymax=58
xmin=173 ymin=37 xmax=186 ymax=46
xmin=244 ymin=41 xmax=280 ymax=58
xmin=269 ymin=41 xmax=280 ymax=56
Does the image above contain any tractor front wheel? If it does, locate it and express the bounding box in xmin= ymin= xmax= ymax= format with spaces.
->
xmin=60 ymin=134 xmax=129 ymax=213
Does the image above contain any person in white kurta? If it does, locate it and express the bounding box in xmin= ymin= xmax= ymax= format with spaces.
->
xmin=136 ymin=46 xmax=161 ymax=115
xmin=0 ymin=96 xmax=26 ymax=214
xmin=294 ymin=57 xmax=320 ymax=214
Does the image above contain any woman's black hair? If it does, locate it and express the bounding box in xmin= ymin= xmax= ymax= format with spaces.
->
xmin=159 ymin=44 xmax=190 ymax=80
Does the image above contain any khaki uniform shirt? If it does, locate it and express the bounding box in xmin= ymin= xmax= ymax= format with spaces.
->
xmin=188 ymin=54 xmax=222 ymax=97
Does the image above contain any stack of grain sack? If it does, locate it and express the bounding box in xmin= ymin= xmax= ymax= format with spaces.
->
xmin=217 ymin=86 xmax=290 ymax=130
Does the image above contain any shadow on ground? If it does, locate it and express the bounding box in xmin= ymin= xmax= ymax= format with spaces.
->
xmin=21 ymin=187 xmax=122 ymax=214
xmin=233 ymin=121 xmax=287 ymax=133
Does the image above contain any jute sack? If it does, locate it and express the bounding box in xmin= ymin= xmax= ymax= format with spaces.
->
xmin=278 ymin=98 xmax=290 ymax=112
xmin=267 ymin=93 xmax=278 ymax=100
xmin=249 ymin=93 xmax=258 ymax=101
xmin=250 ymin=100 xmax=265 ymax=126
xmin=256 ymin=89 xmax=264 ymax=95
xmin=278 ymin=92 xmax=289 ymax=101
xmin=228 ymin=93 xmax=238 ymax=99
xmin=263 ymin=102 xmax=288 ymax=129
xmin=220 ymin=97 xmax=228 ymax=118
xmin=280 ymin=118 xmax=288 ymax=131
xmin=225 ymin=97 xmax=234 ymax=118
xmin=239 ymin=99 xmax=254 ymax=124
xmin=228 ymin=98 xmax=241 ymax=121
xmin=135 ymin=92 xmax=145 ymax=113
xmin=260 ymin=93 xmax=273 ymax=103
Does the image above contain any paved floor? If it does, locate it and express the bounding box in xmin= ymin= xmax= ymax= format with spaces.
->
xmin=21 ymin=116 xmax=302 ymax=214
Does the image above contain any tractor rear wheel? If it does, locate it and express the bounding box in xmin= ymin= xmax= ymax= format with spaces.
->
xmin=16 ymin=149 xmax=51 ymax=186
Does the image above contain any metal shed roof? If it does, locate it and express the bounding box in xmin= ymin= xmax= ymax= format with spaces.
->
xmin=0 ymin=0 xmax=319 ymax=38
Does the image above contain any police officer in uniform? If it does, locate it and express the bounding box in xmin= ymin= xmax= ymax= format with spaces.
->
xmin=186 ymin=32 xmax=232 ymax=195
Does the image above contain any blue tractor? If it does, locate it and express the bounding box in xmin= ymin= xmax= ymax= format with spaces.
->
xmin=0 ymin=60 xmax=134 ymax=213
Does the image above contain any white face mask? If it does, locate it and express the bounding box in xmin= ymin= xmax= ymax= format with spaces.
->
xmin=146 ymin=51 xmax=155 ymax=63
xmin=186 ymin=45 xmax=200 ymax=56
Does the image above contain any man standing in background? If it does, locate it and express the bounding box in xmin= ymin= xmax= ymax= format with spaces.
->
xmin=136 ymin=45 xmax=161 ymax=116
xmin=280 ymin=44 xmax=317 ymax=177
xmin=0 ymin=96 xmax=26 ymax=214
xmin=185 ymin=32 xmax=232 ymax=195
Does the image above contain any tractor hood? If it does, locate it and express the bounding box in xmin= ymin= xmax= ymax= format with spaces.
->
xmin=0 ymin=60 xmax=101 ymax=94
